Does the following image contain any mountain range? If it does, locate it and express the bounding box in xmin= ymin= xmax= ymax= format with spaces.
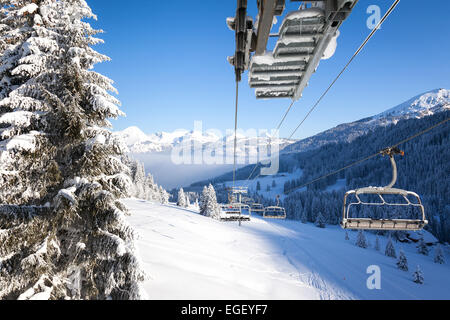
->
xmin=283 ymin=88 xmax=449 ymax=153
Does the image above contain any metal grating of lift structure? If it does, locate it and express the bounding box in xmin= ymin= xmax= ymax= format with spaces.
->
xmin=244 ymin=0 xmax=358 ymax=100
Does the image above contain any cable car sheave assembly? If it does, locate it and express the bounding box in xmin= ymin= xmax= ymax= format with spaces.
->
xmin=341 ymin=147 xmax=428 ymax=231
xmin=228 ymin=0 xmax=358 ymax=100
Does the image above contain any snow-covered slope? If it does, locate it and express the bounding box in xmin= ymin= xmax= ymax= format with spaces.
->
xmin=125 ymin=199 xmax=450 ymax=300
xmin=284 ymin=88 xmax=450 ymax=153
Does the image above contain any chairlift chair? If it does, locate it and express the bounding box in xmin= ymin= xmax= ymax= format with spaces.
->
xmin=263 ymin=195 xmax=287 ymax=219
xmin=250 ymin=203 xmax=265 ymax=215
xmin=220 ymin=203 xmax=251 ymax=221
xmin=341 ymin=147 xmax=428 ymax=231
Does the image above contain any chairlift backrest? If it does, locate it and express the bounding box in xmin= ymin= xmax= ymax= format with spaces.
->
xmin=341 ymin=149 xmax=427 ymax=231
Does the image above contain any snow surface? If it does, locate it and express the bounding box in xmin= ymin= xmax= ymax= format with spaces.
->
xmin=376 ymin=88 xmax=450 ymax=120
xmin=225 ymin=169 xmax=304 ymax=201
xmin=124 ymin=198 xmax=450 ymax=300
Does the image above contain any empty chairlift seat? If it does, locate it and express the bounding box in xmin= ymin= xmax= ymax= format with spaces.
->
xmin=264 ymin=206 xmax=287 ymax=219
xmin=250 ymin=203 xmax=265 ymax=215
xmin=220 ymin=203 xmax=251 ymax=221
xmin=341 ymin=147 xmax=428 ymax=231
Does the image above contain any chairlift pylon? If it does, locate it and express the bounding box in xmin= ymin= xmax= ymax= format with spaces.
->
xmin=341 ymin=147 xmax=428 ymax=231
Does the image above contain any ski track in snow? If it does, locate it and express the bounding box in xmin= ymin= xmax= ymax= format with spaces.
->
xmin=124 ymin=199 xmax=450 ymax=300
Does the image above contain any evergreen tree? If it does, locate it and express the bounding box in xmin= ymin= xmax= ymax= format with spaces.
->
xmin=375 ymin=236 xmax=380 ymax=251
xmin=396 ymin=249 xmax=408 ymax=271
xmin=185 ymin=194 xmax=190 ymax=208
xmin=256 ymin=181 xmax=261 ymax=192
xmin=356 ymin=230 xmax=368 ymax=248
xmin=345 ymin=231 xmax=349 ymax=241
xmin=0 ymin=0 xmax=143 ymax=299
xmin=199 ymin=186 xmax=208 ymax=216
xmin=206 ymin=184 xmax=220 ymax=219
xmin=159 ymin=186 xmax=169 ymax=204
xmin=272 ymin=180 xmax=276 ymax=188
xmin=300 ymin=210 xmax=308 ymax=224
xmin=314 ymin=211 xmax=326 ymax=228
xmin=434 ymin=244 xmax=445 ymax=264
xmin=385 ymin=236 xmax=397 ymax=258
xmin=413 ymin=265 xmax=424 ymax=284
xmin=177 ymin=188 xmax=186 ymax=207
xmin=417 ymin=236 xmax=429 ymax=256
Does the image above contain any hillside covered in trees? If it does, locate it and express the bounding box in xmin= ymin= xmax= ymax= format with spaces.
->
xmin=280 ymin=111 xmax=449 ymax=242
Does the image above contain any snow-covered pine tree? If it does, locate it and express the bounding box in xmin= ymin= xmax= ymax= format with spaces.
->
xmin=177 ymin=188 xmax=186 ymax=207
xmin=300 ymin=210 xmax=308 ymax=224
xmin=314 ymin=211 xmax=326 ymax=228
xmin=345 ymin=231 xmax=349 ymax=241
xmin=356 ymin=230 xmax=368 ymax=248
xmin=417 ymin=236 xmax=429 ymax=256
xmin=206 ymin=184 xmax=220 ymax=219
xmin=412 ymin=265 xmax=424 ymax=284
xmin=385 ymin=235 xmax=397 ymax=258
xmin=256 ymin=181 xmax=261 ymax=192
xmin=434 ymin=244 xmax=445 ymax=264
xmin=159 ymin=186 xmax=169 ymax=205
xmin=375 ymin=236 xmax=380 ymax=251
xmin=199 ymin=186 xmax=208 ymax=216
xmin=185 ymin=194 xmax=190 ymax=208
xmin=132 ymin=161 xmax=146 ymax=198
xmin=396 ymin=249 xmax=408 ymax=271
xmin=0 ymin=0 xmax=143 ymax=299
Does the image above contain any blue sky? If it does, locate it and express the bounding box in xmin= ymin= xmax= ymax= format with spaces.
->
xmin=89 ymin=0 xmax=450 ymax=140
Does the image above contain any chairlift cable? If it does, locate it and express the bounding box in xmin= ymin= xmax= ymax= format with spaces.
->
xmin=241 ymin=0 xmax=400 ymax=186
xmin=285 ymin=116 xmax=449 ymax=194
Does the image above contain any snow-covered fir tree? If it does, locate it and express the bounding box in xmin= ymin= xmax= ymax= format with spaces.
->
xmin=413 ymin=265 xmax=424 ymax=284
xmin=159 ymin=186 xmax=169 ymax=205
xmin=177 ymin=188 xmax=187 ymax=207
xmin=375 ymin=236 xmax=380 ymax=251
xmin=434 ymin=244 xmax=445 ymax=264
xmin=356 ymin=230 xmax=368 ymax=249
xmin=199 ymin=186 xmax=208 ymax=215
xmin=0 ymin=0 xmax=144 ymax=299
xmin=417 ymin=236 xmax=429 ymax=256
xmin=300 ymin=210 xmax=308 ymax=224
xmin=396 ymin=249 xmax=408 ymax=271
xmin=314 ymin=211 xmax=326 ymax=228
xmin=385 ymin=236 xmax=397 ymax=258
xmin=185 ymin=194 xmax=190 ymax=207
xmin=345 ymin=231 xmax=349 ymax=241
xmin=199 ymin=184 xmax=220 ymax=219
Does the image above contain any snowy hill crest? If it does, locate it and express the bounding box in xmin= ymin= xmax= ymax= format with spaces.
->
xmin=284 ymin=88 xmax=450 ymax=153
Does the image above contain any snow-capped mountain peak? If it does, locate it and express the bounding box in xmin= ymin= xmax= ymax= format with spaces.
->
xmin=115 ymin=127 xmax=295 ymax=154
xmin=376 ymin=88 xmax=450 ymax=119
xmin=284 ymin=88 xmax=449 ymax=153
